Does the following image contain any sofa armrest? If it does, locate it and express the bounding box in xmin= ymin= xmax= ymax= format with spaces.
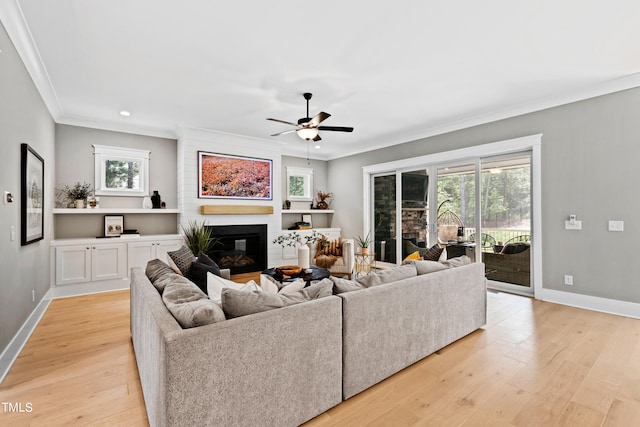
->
xmin=220 ymin=268 xmax=231 ymax=280
xmin=341 ymin=239 xmax=355 ymax=270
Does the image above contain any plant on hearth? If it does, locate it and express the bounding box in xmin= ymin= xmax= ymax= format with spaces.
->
xmin=181 ymin=220 xmax=221 ymax=256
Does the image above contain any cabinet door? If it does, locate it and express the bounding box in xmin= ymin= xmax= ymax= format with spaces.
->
xmin=56 ymin=245 xmax=91 ymax=286
xmin=127 ymin=241 xmax=155 ymax=271
xmin=91 ymin=243 xmax=127 ymax=281
xmin=154 ymin=239 xmax=184 ymax=264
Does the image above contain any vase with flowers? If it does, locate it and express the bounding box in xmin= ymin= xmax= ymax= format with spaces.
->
xmin=63 ymin=182 xmax=93 ymax=208
xmin=273 ymin=230 xmax=322 ymax=268
xmin=316 ymin=190 xmax=333 ymax=210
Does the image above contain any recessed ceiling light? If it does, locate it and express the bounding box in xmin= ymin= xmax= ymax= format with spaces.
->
xmin=315 ymin=144 xmax=321 ymax=149
xmin=119 ymin=110 xmax=131 ymax=117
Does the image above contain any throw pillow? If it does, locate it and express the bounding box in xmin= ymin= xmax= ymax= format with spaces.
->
xmin=187 ymin=261 xmax=220 ymax=294
xmin=221 ymin=278 xmax=333 ymax=318
xmin=356 ymin=264 xmax=418 ymax=288
xmin=330 ymin=275 xmax=366 ymax=294
xmin=423 ymin=244 xmax=444 ymax=261
xmin=404 ymin=259 xmax=449 ymax=275
xmin=195 ymin=252 xmax=221 ymax=272
xmin=440 ymin=255 xmax=472 ymax=268
xmin=161 ymin=274 xmax=226 ymax=328
xmin=403 ymin=251 xmax=422 ymax=262
xmin=145 ymin=258 xmax=175 ymax=284
xmin=167 ymin=246 xmax=196 ymax=276
xmin=206 ymin=272 xmax=259 ymax=306
xmin=260 ymin=275 xmax=306 ymax=294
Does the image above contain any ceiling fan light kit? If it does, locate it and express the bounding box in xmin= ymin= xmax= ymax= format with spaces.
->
xmin=267 ymin=92 xmax=354 ymax=142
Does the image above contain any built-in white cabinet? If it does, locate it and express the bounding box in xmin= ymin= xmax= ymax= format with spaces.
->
xmin=51 ymin=234 xmax=183 ymax=296
xmin=127 ymin=239 xmax=184 ymax=271
xmin=55 ymin=242 xmax=127 ymax=286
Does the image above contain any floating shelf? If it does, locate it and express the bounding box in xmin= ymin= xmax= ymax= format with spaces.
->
xmin=200 ymin=205 xmax=274 ymax=215
xmin=283 ymin=209 xmax=334 ymax=214
xmin=53 ymin=208 xmax=179 ymax=214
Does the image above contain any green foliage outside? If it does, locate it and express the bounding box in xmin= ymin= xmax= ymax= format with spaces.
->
xmin=289 ymin=176 xmax=305 ymax=197
xmin=106 ymin=160 xmax=139 ymax=189
xmin=437 ymin=165 xmax=530 ymax=229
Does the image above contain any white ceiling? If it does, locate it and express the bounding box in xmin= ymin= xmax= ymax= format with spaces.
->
xmin=3 ymin=0 xmax=640 ymax=160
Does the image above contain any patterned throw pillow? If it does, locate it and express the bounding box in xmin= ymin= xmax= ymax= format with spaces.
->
xmin=167 ymin=245 xmax=196 ymax=276
xmin=423 ymin=244 xmax=444 ymax=261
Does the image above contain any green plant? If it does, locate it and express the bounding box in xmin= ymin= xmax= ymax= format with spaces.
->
xmin=273 ymin=230 xmax=322 ymax=248
xmin=355 ymin=232 xmax=371 ymax=248
xmin=181 ymin=220 xmax=220 ymax=256
xmin=63 ymin=182 xmax=93 ymax=200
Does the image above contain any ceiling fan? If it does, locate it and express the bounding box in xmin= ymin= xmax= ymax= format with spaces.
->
xmin=267 ymin=93 xmax=354 ymax=141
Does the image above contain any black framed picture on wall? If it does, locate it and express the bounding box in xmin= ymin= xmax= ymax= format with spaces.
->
xmin=21 ymin=143 xmax=45 ymax=245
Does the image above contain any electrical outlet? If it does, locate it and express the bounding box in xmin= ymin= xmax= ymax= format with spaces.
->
xmin=564 ymin=275 xmax=574 ymax=286
xmin=32 ymin=290 xmax=35 ymax=302
xmin=608 ymin=220 xmax=624 ymax=232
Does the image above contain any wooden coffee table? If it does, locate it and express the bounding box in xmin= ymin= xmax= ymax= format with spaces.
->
xmin=261 ymin=265 xmax=330 ymax=287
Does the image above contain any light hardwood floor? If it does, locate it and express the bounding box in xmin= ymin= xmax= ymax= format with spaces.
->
xmin=1 ymin=284 xmax=639 ymax=426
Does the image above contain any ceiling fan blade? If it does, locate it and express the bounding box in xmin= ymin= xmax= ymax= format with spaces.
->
xmin=271 ymin=129 xmax=297 ymax=137
xmin=318 ymin=126 xmax=354 ymax=132
xmin=308 ymin=112 xmax=331 ymax=126
xmin=266 ymin=118 xmax=298 ymax=126
xmin=313 ymin=134 xmax=322 ymax=141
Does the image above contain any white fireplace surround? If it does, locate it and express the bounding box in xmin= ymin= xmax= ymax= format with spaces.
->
xmin=177 ymin=127 xmax=285 ymax=267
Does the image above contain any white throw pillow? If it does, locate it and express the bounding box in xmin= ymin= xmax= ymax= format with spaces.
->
xmin=260 ymin=274 xmax=306 ymax=294
xmin=278 ymin=279 xmax=305 ymax=294
xmin=207 ymin=272 xmax=259 ymax=306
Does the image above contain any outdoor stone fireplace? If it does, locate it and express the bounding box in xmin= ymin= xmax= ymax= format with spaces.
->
xmin=205 ymin=224 xmax=267 ymax=274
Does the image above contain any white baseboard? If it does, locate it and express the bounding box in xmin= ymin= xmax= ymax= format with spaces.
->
xmin=0 ymin=289 xmax=52 ymax=383
xmin=539 ymin=288 xmax=640 ymax=319
xmin=49 ymin=278 xmax=130 ymax=299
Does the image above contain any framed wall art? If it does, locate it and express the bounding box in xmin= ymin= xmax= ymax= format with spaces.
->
xmin=198 ymin=151 xmax=273 ymax=200
xmin=104 ymin=215 xmax=124 ymax=237
xmin=21 ymin=143 xmax=44 ymax=245
xmin=286 ymin=167 xmax=314 ymax=201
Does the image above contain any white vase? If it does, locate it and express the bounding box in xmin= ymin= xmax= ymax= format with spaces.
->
xmin=74 ymin=199 xmax=85 ymax=209
xmin=142 ymin=196 xmax=153 ymax=209
xmin=298 ymin=245 xmax=310 ymax=269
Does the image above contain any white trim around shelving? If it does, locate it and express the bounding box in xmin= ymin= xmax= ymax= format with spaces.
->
xmin=53 ymin=208 xmax=179 ymax=214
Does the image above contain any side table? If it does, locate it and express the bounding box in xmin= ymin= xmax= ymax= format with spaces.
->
xmin=354 ymin=253 xmax=376 ymax=277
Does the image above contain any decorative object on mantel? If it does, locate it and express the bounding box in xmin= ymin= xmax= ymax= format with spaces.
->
xmin=142 ymin=195 xmax=153 ymax=209
xmin=200 ymin=205 xmax=274 ymax=215
xmin=151 ymin=190 xmax=162 ymax=208
xmin=62 ymin=181 xmax=93 ymax=209
xmin=316 ymin=190 xmax=332 ymax=210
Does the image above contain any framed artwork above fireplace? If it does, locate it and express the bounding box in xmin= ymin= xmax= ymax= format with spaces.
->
xmin=198 ymin=151 xmax=273 ymax=200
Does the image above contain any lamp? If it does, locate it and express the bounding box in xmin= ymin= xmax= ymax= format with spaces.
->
xmin=296 ymin=127 xmax=318 ymax=141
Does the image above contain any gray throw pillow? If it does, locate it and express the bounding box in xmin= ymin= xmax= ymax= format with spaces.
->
xmin=440 ymin=255 xmax=472 ymax=268
xmin=162 ymin=274 xmax=226 ymax=328
xmin=167 ymin=245 xmax=196 ymax=276
xmin=222 ymin=278 xmax=333 ymax=318
xmin=330 ymin=276 xmax=366 ymax=294
xmin=146 ymin=258 xmax=175 ymax=284
xmin=356 ymin=264 xmax=418 ymax=287
xmin=404 ymin=260 xmax=449 ymax=275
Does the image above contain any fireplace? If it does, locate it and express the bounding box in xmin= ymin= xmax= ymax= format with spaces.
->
xmin=205 ymin=224 xmax=267 ymax=274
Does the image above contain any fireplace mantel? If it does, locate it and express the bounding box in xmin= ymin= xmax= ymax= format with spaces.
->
xmin=200 ymin=205 xmax=274 ymax=215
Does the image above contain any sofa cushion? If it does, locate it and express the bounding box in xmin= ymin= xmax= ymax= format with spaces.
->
xmin=356 ymin=264 xmax=418 ymax=288
xmin=167 ymin=245 xmax=196 ymax=276
xmin=206 ymin=272 xmax=259 ymax=306
xmin=330 ymin=275 xmax=366 ymax=294
xmin=423 ymin=244 xmax=444 ymax=261
xmin=161 ymin=274 xmax=226 ymax=328
xmin=440 ymin=255 xmax=472 ymax=268
xmin=145 ymin=258 xmax=175 ymax=286
xmin=404 ymin=259 xmax=449 ymax=275
xmin=502 ymin=242 xmax=530 ymax=254
xmin=221 ymin=278 xmax=333 ymax=318
xmin=186 ymin=253 xmax=222 ymax=294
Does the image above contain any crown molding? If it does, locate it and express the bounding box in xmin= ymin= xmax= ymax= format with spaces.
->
xmin=0 ymin=0 xmax=63 ymax=120
xmin=57 ymin=114 xmax=177 ymax=140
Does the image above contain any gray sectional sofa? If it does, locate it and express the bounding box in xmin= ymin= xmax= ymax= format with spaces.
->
xmin=130 ymin=261 xmax=486 ymax=427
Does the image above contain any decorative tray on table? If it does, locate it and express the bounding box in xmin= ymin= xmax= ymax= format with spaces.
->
xmin=275 ymin=265 xmax=302 ymax=278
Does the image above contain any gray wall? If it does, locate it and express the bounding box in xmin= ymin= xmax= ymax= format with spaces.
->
xmin=329 ymin=87 xmax=640 ymax=304
xmin=0 ymin=21 xmax=55 ymax=355
xmin=54 ymin=125 xmax=178 ymax=238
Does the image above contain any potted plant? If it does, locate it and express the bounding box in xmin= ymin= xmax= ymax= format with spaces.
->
xmin=355 ymin=232 xmax=371 ymax=254
xmin=63 ymin=182 xmax=93 ymax=208
xmin=181 ymin=220 xmax=220 ymax=256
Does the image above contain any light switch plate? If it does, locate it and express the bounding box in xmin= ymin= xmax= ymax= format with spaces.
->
xmin=608 ymin=220 xmax=624 ymax=232
xmin=565 ymin=220 xmax=582 ymax=230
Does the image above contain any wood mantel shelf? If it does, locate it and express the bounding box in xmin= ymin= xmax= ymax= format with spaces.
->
xmin=200 ymin=205 xmax=274 ymax=215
